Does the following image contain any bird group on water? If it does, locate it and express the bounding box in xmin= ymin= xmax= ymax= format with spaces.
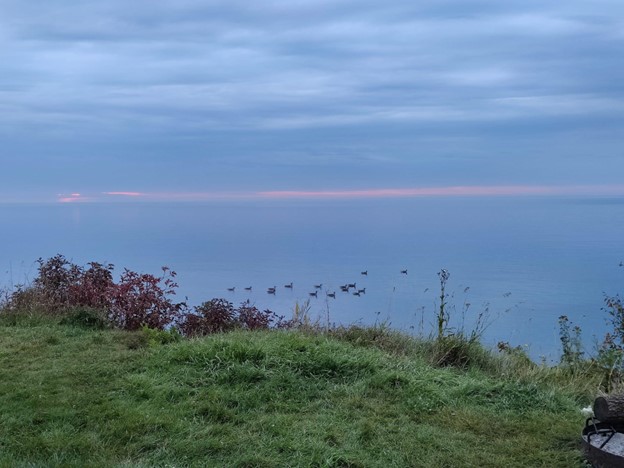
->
xmin=225 ymin=269 xmax=409 ymax=299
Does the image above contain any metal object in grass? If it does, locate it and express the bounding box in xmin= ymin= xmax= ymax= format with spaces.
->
xmin=582 ymin=418 xmax=624 ymax=467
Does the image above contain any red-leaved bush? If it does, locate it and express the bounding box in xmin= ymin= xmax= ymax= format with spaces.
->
xmin=179 ymin=298 xmax=235 ymax=335
xmin=237 ymin=302 xmax=283 ymax=330
xmin=3 ymin=254 xmax=286 ymax=335
xmin=68 ymin=262 xmax=115 ymax=309
xmin=8 ymin=255 xmax=185 ymax=330
xmin=108 ymin=267 xmax=184 ymax=331
xmin=179 ymin=299 xmax=285 ymax=336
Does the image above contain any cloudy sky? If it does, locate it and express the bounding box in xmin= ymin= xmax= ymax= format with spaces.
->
xmin=1 ymin=0 xmax=623 ymax=202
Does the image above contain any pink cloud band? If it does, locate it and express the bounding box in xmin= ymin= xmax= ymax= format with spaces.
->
xmin=56 ymin=185 xmax=624 ymax=203
xmin=103 ymin=191 xmax=144 ymax=197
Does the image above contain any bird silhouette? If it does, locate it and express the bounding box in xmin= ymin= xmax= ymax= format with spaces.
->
xmin=401 ymin=269 xmax=408 ymax=275
xmin=309 ymin=291 xmax=318 ymax=297
xmin=327 ymin=292 xmax=336 ymax=298
xmin=244 ymin=286 xmax=252 ymax=291
xmin=284 ymin=282 xmax=293 ymax=289
xmin=314 ymin=283 xmax=322 ymax=289
xmin=361 ymin=270 xmax=367 ymax=276
xmin=227 ymin=287 xmax=235 ymax=292
xmin=267 ymin=286 xmax=276 ymax=295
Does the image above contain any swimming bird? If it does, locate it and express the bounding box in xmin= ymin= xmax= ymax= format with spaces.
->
xmin=284 ymin=282 xmax=293 ymax=289
xmin=347 ymin=282 xmax=356 ymax=289
xmin=327 ymin=292 xmax=336 ymax=298
xmin=267 ymin=286 xmax=276 ymax=294
xmin=357 ymin=288 xmax=366 ymax=295
xmin=244 ymin=286 xmax=252 ymax=291
xmin=361 ymin=270 xmax=367 ymax=276
xmin=309 ymin=291 xmax=318 ymax=297
xmin=340 ymin=285 xmax=349 ymax=292
xmin=401 ymin=269 xmax=408 ymax=275
xmin=227 ymin=287 xmax=235 ymax=292
xmin=314 ymin=283 xmax=322 ymax=289
xmin=353 ymin=291 xmax=361 ymax=296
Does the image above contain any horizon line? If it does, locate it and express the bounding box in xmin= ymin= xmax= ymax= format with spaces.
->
xmin=49 ymin=184 xmax=624 ymax=203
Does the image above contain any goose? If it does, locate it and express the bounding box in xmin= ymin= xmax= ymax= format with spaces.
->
xmin=227 ymin=287 xmax=235 ymax=292
xmin=284 ymin=282 xmax=293 ymax=289
xmin=361 ymin=270 xmax=367 ymax=276
xmin=314 ymin=283 xmax=322 ymax=289
xmin=327 ymin=292 xmax=336 ymax=298
xmin=401 ymin=269 xmax=408 ymax=275
xmin=309 ymin=291 xmax=318 ymax=297
xmin=357 ymin=288 xmax=366 ymax=295
xmin=267 ymin=286 xmax=276 ymax=295
xmin=347 ymin=282 xmax=356 ymax=289
xmin=353 ymin=291 xmax=361 ymax=296
xmin=340 ymin=285 xmax=349 ymax=292
xmin=244 ymin=286 xmax=252 ymax=291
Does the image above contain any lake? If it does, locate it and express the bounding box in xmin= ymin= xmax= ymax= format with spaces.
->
xmin=1 ymin=196 xmax=622 ymax=360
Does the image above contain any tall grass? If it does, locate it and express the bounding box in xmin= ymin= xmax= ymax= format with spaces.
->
xmin=0 ymin=317 xmax=596 ymax=467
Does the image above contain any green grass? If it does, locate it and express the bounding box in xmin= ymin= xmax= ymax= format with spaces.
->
xmin=0 ymin=317 xmax=596 ymax=467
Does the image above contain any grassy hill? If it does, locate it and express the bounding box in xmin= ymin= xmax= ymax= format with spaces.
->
xmin=0 ymin=314 xmax=595 ymax=467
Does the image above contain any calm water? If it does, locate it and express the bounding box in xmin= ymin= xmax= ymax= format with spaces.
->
xmin=1 ymin=196 xmax=623 ymax=359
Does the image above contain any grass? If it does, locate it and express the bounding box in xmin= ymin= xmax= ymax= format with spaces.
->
xmin=0 ymin=314 xmax=599 ymax=467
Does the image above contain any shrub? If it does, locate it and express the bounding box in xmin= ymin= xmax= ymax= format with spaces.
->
xmin=1 ymin=284 xmax=44 ymax=315
xmin=107 ymin=267 xmax=184 ymax=331
xmin=69 ymin=262 xmax=115 ymax=309
xmin=4 ymin=256 xmax=115 ymax=314
xmin=3 ymin=255 xmax=186 ymax=331
xmin=33 ymin=254 xmax=83 ymax=310
xmin=179 ymin=298 xmax=236 ymax=336
xmin=178 ymin=300 xmax=284 ymax=336
xmin=237 ymin=302 xmax=284 ymax=330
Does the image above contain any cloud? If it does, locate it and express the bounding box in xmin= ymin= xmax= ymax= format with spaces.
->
xmin=258 ymin=185 xmax=624 ymax=199
xmin=1 ymin=0 xmax=623 ymax=196
xmin=103 ymin=191 xmax=144 ymax=197
xmin=50 ymin=184 xmax=624 ymax=204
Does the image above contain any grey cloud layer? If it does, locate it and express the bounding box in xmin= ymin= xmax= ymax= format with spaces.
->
xmin=1 ymin=0 xmax=623 ymax=195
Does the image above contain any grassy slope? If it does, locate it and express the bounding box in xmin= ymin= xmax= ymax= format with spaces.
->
xmin=0 ymin=320 xmax=590 ymax=467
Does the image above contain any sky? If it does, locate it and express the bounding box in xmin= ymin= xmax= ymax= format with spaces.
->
xmin=1 ymin=0 xmax=623 ymax=203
